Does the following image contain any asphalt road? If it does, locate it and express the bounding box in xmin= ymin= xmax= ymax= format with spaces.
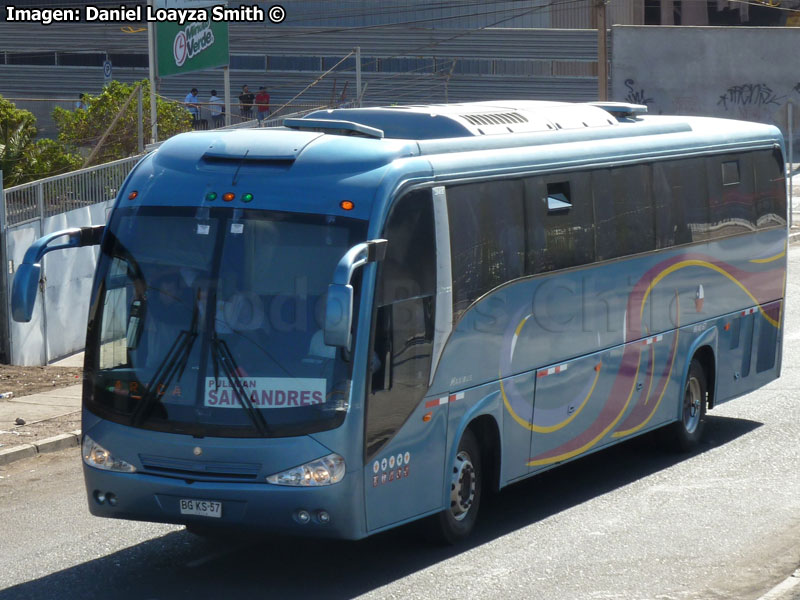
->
xmin=1 ymin=249 xmax=800 ymax=600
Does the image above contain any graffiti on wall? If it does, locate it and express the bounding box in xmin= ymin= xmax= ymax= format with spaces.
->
xmin=717 ymin=83 xmax=784 ymax=110
xmin=713 ymin=82 xmax=800 ymax=125
xmin=623 ymin=79 xmax=654 ymax=106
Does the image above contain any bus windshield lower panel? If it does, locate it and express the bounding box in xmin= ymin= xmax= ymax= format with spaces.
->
xmin=84 ymin=206 xmax=366 ymax=438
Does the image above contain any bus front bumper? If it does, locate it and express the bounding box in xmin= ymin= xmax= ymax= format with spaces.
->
xmin=83 ymin=465 xmax=366 ymax=539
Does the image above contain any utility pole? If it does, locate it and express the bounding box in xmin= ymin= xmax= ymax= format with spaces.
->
xmin=147 ymin=0 xmax=158 ymax=143
xmin=137 ymin=85 xmax=144 ymax=154
xmin=355 ymin=46 xmax=362 ymax=107
xmin=596 ymin=0 xmax=608 ymax=101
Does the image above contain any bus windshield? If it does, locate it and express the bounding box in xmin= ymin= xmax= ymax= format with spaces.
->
xmin=85 ymin=205 xmax=367 ymax=438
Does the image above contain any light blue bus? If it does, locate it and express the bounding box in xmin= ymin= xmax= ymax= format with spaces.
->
xmin=12 ymin=101 xmax=787 ymax=543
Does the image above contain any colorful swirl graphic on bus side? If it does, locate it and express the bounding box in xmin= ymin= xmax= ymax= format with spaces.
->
xmin=612 ymin=292 xmax=680 ymax=438
xmin=500 ymin=252 xmax=784 ymax=468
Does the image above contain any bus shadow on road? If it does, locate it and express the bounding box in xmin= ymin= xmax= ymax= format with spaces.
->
xmin=0 ymin=415 xmax=761 ymax=600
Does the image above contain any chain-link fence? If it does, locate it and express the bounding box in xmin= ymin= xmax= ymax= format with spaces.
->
xmin=3 ymin=155 xmax=141 ymax=226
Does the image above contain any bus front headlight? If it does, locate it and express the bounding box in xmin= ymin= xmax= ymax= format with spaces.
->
xmin=82 ymin=434 xmax=136 ymax=473
xmin=266 ymin=453 xmax=345 ymax=486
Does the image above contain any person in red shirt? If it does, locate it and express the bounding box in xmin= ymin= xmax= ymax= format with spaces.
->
xmin=255 ymin=87 xmax=270 ymax=126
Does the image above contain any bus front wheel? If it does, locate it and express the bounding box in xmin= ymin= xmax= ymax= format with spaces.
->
xmin=670 ymin=358 xmax=708 ymax=451
xmin=428 ymin=428 xmax=482 ymax=544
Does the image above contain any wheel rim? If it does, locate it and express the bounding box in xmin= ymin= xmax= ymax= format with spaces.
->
xmin=683 ymin=376 xmax=702 ymax=434
xmin=449 ymin=449 xmax=476 ymax=521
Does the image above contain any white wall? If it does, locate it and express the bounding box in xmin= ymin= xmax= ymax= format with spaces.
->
xmin=8 ymin=201 xmax=112 ymax=365
xmin=611 ymin=26 xmax=800 ymax=143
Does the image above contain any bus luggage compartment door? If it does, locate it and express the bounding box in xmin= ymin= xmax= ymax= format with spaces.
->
xmin=528 ymin=345 xmax=633 ymax=470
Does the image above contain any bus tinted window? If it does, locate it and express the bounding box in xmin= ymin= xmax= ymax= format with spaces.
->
xmin=593 ymin=165 xmax=655 ymax=260
xmin=378 ymin=189 xmax=436 ymax=305
xmin=525 ymin=173 xmax=595 ymax=274
xmin=367 ymin=190 xmax=436 ymax=458
xmin=754 ymin=148 xmax=787 ymax=229
xmin=653 ymin=159 xmax=710 ymax=243
xmin=447 ymin=180 xmax=525 ymax=319
xmin=707 ymin=154 xmax=757 ymax=236
xmin=653 ymin=161 xmax=691 ymax=248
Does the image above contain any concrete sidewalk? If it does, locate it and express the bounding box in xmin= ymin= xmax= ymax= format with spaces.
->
xmin=0 ymin=352 xmax=84 ymax=466
xmin=0 ymin=384 xmax=82 ymax=465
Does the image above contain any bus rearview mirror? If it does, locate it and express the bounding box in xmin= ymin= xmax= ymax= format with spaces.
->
xmin=10 ymin=225 xmax=105 ymax=323
xmin=11 ymin=263 xmax=42 ymax=323
xmin=323 ymin=238 xmax=387 ymax=350
xmin=324 ymin=284 xmax=354 ymax=349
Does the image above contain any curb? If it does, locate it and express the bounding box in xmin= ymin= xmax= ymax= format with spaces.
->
xmin=0 ymin=430 xmax=81 ymax=466
xmin=789 ymin=230 xmax=800 ymax=246
xmin=756 ymin=569 xmax=800 ymax=600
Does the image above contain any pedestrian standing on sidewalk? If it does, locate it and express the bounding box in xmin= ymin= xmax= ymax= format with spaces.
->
xmin=209 ymin=89 xmax=224 ymax=128
xmin=255 ymin=86 xmax=270 ymax=126
xmin=184 ymin=87 xmax=200 ymax=124
xmin=238 ymin=84 xmax=254 ymax=120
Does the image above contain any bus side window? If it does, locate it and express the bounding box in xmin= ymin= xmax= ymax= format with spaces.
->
xmin=593 ymin=165 xmax=655 ymax=261
xmin=653 ymin=161 xmax=691 ymax=248
xmin=524 ymin=174 xmax=594 ymax=274
xmin=366 ymin=190 xmax=436 ymax=458
xmin=446 ymin=179 xmax=525 ymax=321
xmin=660 ymin=159 xmax=709 ymax=244
xmin=754 ymin=148 xmax=787 ymax=229
xmin=707 ymin=154 xmax=756 ymax=236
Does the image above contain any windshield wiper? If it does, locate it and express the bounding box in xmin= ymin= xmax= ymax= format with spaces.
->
xmin=131 ymin=299 xmax=200 ymax=426
xmin=211 ymin=336 xmax=269 ymax=436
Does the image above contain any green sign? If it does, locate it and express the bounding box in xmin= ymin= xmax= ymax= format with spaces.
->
xmin=156 ymin=18 xmax=229 ymax=77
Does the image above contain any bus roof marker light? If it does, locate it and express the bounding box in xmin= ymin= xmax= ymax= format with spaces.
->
xmin=206 ymin=192 xmax=217 ymax=201
xmin=223 ymin=192 xmax=235 ymax=202
xmin=241 ymin=193 xmax=254 ymax=203
xmin=340 ymin=200 xmax=354 ymax=211
xmin=128 ymin=191 xmax=138 ymax=200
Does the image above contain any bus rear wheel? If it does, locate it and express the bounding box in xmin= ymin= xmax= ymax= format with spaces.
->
xmin=669 ymin=358 xmax=708 ymax=451
xmin=428 ymin=428 xmax=482 ymax=544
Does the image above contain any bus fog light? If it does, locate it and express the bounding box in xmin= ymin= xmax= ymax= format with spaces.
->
xmin=317 ymin=511 xmax=331 ymax=524
xmin=83 ymin=435 xmax=136 ymax=473
xmin=296 ymin=510 xmax=311 ymax=524
xmin=106 ymin=493 xmax=117 ymax=506
xmin=94 ymin=490 xmax=106 ymax=504
xmin=266 ymin=453 xmax=345 ymax=486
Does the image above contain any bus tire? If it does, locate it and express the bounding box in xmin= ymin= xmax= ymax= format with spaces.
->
xmin=428 ymin=428 xmax=482 ymax=544
xmin=669 ymin=358 xmax=708 ymax=452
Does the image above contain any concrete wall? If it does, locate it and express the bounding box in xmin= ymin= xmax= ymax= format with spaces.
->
xmin=7 ymin=201 xmax=111 ymax=365
xmin=611 ymin=26 xmax=800 ymax=145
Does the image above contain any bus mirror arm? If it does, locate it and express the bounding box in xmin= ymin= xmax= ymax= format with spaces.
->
xmin=11 ymin=226 xmax=105 ymax=323
xmin=324 ymin=239 xmax=388 ymax=350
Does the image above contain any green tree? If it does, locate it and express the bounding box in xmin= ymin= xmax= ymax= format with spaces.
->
xmin=53 ymin=80 xmax=193 ymax=167
xmin=20 ymin=138 xmax=83 ymax=183
xmin=0 ymin=95 xmax=81 ymax=188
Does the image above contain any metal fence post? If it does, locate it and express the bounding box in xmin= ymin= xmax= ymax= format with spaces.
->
xmin=789 ymin=101 xmax=794 ymax=229
xmin=0 ymin=172 xmax=9 ymax=364
xmin=36 ymin=182 xmax=44 ymax=221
